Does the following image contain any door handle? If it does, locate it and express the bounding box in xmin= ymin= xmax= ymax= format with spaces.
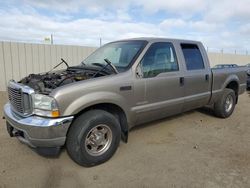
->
xmin=180 ymin=77 xmax=184 ymax=86
xmin=205 ymin=74 xmax=209 ymax=81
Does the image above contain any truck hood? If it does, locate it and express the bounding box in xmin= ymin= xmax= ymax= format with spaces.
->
xmin=19 ymin=65 xmax=113 ymax=95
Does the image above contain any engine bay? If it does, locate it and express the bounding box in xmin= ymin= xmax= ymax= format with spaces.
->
xmin=19 ymin=65 xmax=111 ymax=94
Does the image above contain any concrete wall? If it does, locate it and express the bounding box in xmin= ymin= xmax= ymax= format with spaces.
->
xmin=0 ymin=41 xmax=250 ymax=91
xmin=208 ymin=52 xmax=250 ymax=67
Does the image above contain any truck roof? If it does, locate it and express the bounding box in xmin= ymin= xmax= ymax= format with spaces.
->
xmin=115 ymin=37 xmax=200 ymax=44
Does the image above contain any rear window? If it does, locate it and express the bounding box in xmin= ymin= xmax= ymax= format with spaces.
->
xmin=181 ymin=44 xmax=205 ymax=70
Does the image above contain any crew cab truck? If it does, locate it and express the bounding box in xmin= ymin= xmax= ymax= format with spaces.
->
xmin=3 ymin=38 xmax=247 ymax=166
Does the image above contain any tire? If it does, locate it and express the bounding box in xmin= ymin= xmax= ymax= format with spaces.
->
xmin=214 ymin=88 xmax=236 ymax=118
xmin=66 ymin=109 xmax=121 ymax=167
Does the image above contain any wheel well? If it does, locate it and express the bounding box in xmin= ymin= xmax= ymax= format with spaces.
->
xmin=226 ymin=81 xmax=239 ymax=103
xmin=75 ymin=103 xmax=129 ymax=143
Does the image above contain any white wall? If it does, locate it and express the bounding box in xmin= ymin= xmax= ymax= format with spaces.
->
xmin=1 ymin=41 xmax=250 ymax=91
xmin=208 ymin=52 xmax=250 ymax=67
xmin=0 ymin=41 xmax=96 ymax=91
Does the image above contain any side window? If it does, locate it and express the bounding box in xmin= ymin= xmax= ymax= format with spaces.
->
xmin=141 ymin=42 xmax=179 ymax=78
xmin=181 ymin=44 xmax=205 ymax=70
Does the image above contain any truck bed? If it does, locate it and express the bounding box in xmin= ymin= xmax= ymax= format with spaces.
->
xmin=210 ymin=66 xmax=247 ymax=103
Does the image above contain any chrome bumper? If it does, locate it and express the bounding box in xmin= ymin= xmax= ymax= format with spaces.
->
xmin=3 ymin=103 xmax=74 ymax=148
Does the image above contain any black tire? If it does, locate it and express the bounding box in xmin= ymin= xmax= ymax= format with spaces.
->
xmin=214 ymin=88 xmax=236 ymax=118
xmin=66 ymin=110 xmax=121 ymax=167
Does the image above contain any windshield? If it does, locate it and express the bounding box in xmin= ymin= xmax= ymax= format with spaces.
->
xmin=82 ymin=40 xmax=147 ymax=72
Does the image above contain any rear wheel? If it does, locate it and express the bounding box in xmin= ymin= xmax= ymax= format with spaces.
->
xmin=214 ymin=88 xmax=236 ymax=118
xmin=66 ymin=110 xmax=121 ymax=166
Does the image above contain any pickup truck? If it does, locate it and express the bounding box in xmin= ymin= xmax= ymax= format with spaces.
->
xmin=246 ymin=67 xmax=250 ymax=89
xmin=3 ymin=38 xmax=247 ymax=166
xmin=213 ymin=64 xmax=238 ymax=69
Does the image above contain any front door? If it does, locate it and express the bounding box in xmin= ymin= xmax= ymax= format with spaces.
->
xmin=134 ymin=42 xmax=185 ymax=124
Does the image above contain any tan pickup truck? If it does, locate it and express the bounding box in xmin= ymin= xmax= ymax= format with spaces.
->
xmin=3 ymin=38 xmax=247 ymax=166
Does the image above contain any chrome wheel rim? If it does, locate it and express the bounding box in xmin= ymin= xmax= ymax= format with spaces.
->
xmin=225 ymin=95 xmax=233 ymax=113
xmin=85 ymin=124 xmax=112 ymax=156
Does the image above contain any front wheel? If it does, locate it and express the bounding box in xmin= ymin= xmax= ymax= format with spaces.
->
xmin=66 ymin=110 xmax=121 ymax=167
xmin=214 ymin=88 xmax=236 ymax=118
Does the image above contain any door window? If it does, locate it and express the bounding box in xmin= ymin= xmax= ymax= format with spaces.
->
xmin=141 ymin=42 xmax=179 ymax=78
xmin=181 ymin=44 xmax=205 ymax=70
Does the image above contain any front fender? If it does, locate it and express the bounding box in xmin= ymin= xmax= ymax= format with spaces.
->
xmin=63 ymin=91 xmax=130 ymax=119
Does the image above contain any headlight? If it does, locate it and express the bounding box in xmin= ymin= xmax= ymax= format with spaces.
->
xmin=32 ymin=94 xmax=60 ymax=117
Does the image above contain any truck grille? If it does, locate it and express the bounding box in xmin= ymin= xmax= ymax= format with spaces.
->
xmin=8 ymin=82 xmax=33 ymax=116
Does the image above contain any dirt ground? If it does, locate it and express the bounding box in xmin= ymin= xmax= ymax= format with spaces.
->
xmin=0 ymin=91 xmax=250 ymax=188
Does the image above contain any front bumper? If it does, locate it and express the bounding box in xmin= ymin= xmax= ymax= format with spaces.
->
xmin=3 ymin=103 xmax=74 ymax=148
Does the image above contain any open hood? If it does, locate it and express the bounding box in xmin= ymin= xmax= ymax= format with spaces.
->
xmin=19 ymin=65 xmax=112 ymax=94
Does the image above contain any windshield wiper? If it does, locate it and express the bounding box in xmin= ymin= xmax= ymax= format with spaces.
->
xmin=81 ymin=61 xmax=86 ymax=66
xmin=92 ymin=59 xmax=118 ymax=77
xmin=104 ymin=59 xmax=119 ymax=74
xmin=91 ymin=62 xmax=105 ymax=68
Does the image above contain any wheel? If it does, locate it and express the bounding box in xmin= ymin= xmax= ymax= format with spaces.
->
xmin=66 ymin=109 xmax=121 ymax=167
xmin=214 ymin=88 xmax=236 ymax=118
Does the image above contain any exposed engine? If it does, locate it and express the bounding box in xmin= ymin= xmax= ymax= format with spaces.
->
xmin=19 ymin=65 xmax=110 ymax=94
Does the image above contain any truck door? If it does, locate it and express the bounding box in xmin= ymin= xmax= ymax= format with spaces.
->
xmin=134 ymin=42 xmax=185 ymax=124
xmin=180 ymin=43 xmax=211 ymax=112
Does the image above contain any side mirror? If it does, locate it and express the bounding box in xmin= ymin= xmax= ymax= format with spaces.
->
xmin=136 ymin=64 xmax=143 ymax=78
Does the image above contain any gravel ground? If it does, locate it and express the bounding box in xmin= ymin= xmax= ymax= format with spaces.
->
xmin=0 ymin=91 xmax=250 ymax=188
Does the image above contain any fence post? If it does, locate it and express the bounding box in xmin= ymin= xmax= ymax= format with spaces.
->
xmin=51 ymin=34 xmax=53 ymax=45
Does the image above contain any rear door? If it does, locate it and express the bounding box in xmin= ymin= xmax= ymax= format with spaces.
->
xmin=180 ymin=43 xmax=212 ymax=111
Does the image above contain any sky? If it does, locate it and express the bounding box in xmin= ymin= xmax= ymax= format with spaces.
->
xmin=0 ymin=0 xmax=250 ymax=53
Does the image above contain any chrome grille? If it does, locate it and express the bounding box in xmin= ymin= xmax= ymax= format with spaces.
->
xmin=8 ymin=87 xmax=24 ymax=113
xmin=8 ymin=82 xmax=33 ymax=116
